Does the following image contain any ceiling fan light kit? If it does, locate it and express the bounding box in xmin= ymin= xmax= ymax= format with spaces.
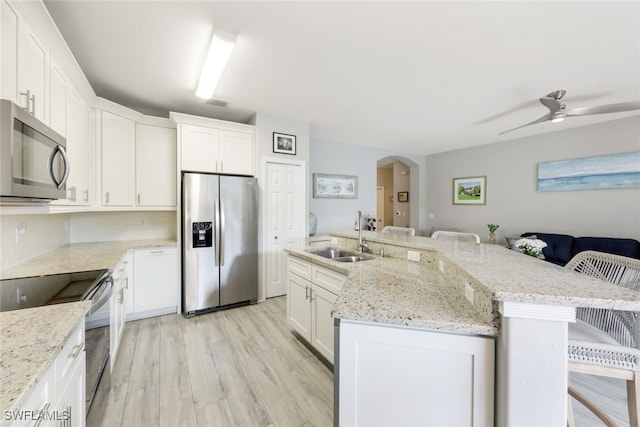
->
xmin=499 ymin=90 xmax=640 ymax=135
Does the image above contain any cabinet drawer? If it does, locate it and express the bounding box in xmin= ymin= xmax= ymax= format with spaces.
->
xmin=55 ymin=320 xmax=84 ymax=388
xmin=287 ymin=256 xmax=311 ymax=281
xmin=312 ymin=265 xmax=346 ymax=294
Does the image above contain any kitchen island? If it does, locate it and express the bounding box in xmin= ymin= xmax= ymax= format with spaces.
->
xmin=286 ymin=231 xmax=640 ymax=427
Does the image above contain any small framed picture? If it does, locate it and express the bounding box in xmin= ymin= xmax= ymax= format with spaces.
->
xmin=453 ymin=176 xmax=487 ymax=205
xmin=398 ymin=191 xmax=409 ymax=202
xmin=273 ymin=132 xmax=296 ymax=155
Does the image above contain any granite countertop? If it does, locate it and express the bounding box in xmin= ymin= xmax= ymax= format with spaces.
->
xmin=0 ymin=301 xmax=91 ymax=418
xmin=286 ymin=246 xmax=499 ymax=337
xmin=331 ymin=231 xmax=640 ymax=311
xmin=0 ymin=238 xmax=177 ymax=280
xmin=286 ymin=230 xmax=640 ymax=337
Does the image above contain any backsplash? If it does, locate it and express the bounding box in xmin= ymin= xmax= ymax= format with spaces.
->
xmin=69 ymin=211 xmax=176 ymax=243
xmin=0 ymin=214 xmax=70 ymax=270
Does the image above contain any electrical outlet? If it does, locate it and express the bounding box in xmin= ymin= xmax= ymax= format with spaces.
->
xmin=15 ymin=224 xmax=26 ymax=243
xmin=438 ymin=260 xmax=444 ymax=273
xmin=464 ymin=282 xmax=475 ymax=304
xmin=141 ymin=219 xmax=146 ymax=226
xmin=407 ymin=250 xmax=420 ymax=262
xmin=331 ymin=237 xmax=338 ymax=244
xmin=428 ymin=213 xmax=435 ymax=219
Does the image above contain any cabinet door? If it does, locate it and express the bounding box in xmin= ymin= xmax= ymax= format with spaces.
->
xmin=311 ymin=284 xmax=337 ymax=363
xmin=17 ymin=21 xmax=46 ymax=122
xmin=49 ymin=61 xmax=66 ymax=137
xmin=56 ymin=353 xmax=85 ymax=427
xmin=135 ymin=124 xmax=176 ymax=207
xmin=219 ymin=130 xmax=254 ymax=176
xmin=110 ymin=256 xmax=129 ymax=371
xmin=132 ymin=247 xmax=178 ymax=316
xmin=286 ymin=273 xmax=312 ymax=341
xmin=101 ymin=111 xmax=135 ymax=206
xmin=1 ymin=0 xmax=18 ymax=103
xmin=180 ymin=124 xmax=219 ymax=173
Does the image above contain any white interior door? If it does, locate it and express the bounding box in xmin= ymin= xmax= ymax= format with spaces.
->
xmin=265 ymin=161 xmax=304 ymax=298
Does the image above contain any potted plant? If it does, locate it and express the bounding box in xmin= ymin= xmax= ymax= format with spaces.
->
xmin=487 ymin=224 xmax=499 ymax=244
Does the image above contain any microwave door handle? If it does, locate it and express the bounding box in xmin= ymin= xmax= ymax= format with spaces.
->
xmin=48 ymin=145 xmax=70 ymax=189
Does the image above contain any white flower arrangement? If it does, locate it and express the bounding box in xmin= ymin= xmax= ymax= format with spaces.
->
xmin=514 ymin=238 xmax=547 ymax=258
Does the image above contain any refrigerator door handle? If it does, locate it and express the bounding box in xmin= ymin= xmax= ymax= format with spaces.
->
xmin=219 ymin=197 xmax=225 ymax=266
xmin=214 ymin=197 xmax=220 ymax=267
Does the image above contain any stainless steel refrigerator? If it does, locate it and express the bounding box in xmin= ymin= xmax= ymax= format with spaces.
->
xmin=182 ymin=172 xmax=258 ymax=316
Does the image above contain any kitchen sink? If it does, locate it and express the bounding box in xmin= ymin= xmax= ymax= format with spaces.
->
xmin=305 ymin=248 xmax=372 ymax=262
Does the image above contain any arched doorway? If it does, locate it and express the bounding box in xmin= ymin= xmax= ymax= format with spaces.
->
xmin=376 ymin=156 xmax=420 ymax=232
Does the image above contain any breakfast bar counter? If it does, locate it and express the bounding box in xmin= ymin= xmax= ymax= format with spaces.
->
xmin=286 ymin=230 xmax=640 ymax=427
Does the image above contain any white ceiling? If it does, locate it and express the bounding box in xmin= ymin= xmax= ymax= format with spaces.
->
xmin=44 ymin=1 xmax=640 ymax=155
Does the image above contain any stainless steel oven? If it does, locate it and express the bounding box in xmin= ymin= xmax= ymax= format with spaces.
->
xmin=0 ymin=269 xmax=113 ymax=415
xmin=0 ymin=99 xmax=69 ymax=200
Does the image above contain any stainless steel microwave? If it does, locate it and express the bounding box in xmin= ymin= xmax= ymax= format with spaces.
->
xmin=0 ymin=99 xmax=69 ymax=200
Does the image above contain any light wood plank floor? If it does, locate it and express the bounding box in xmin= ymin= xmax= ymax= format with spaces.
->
xmin=88 ymin=296 xmax=630 ymax=427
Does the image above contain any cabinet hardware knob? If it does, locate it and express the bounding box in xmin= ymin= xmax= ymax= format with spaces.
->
xmin=33 ymin=402 xmax=51 ymax=427
xmin=68 ymin=343 xmax=84 ymax=359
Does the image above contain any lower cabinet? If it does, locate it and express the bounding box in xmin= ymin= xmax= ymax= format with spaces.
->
xmin=338 ymin=320 xmax=495 ymax=427
xmin=9 ymin=320 xmax=86 ymax=427
xmin=129 ymin=247 xmax=178 ymax=320
xmin=110 ymin=253 xmax=130 ymax=372
xmin=286 ymin=256 xmax=345 ymax=363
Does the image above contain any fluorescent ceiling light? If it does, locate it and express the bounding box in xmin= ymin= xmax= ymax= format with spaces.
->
xmin=195 ymin=29 xmax=236 ymax=99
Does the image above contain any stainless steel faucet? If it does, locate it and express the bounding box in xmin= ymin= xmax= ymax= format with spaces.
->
xmin=356 ymin=210 xmax=368 ymax=253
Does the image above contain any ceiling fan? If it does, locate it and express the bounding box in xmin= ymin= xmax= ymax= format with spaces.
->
xmin=499 ymin=90 xmax=640 ymax=135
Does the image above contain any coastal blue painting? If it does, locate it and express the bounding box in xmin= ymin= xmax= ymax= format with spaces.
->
xmin=538 ymin=152 xmax=640 ymax=192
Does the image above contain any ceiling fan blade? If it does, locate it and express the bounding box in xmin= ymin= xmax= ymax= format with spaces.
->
xmin=498 ymin=113 xmax=551 ymax=135
xmin=565 ymin=101 xmax=640 ymax=117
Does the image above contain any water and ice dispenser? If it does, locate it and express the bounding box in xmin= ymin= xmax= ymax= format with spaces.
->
xmin=192 ymin=222 xmax=213 ymax=248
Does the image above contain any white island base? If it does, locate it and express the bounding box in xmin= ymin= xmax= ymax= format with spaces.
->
xmin=337 ymin=319 xmax=495 ymax=427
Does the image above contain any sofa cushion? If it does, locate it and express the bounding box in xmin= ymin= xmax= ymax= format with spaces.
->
xmin=521 ymin=232 xmax=575 ymax=265
xmin=573 ymin=237 xmax=640 ymax=260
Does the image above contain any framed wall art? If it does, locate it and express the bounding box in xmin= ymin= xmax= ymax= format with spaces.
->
xmin=273 ymin=132 xmax=296 ymax=155
xmin=453 ymin=176 xmax=486 ymax=205
xmin=538 ymin=151 xmax=640 ymax=192
xmin=313 ymin=174 xmax=358 ymax=199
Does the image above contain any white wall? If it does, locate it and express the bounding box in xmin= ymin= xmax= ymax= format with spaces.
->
xmin=425 ymin=116 xmax=640 ymax=242
xmin=310 ymin=139 xmax=427 ymax=235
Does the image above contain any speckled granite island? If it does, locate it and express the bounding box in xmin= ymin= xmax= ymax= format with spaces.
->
xmin=286 ymin=231 xmax=640 ymax=427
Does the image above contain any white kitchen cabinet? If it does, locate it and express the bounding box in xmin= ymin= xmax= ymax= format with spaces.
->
xmin=51 ymin=86 xmax=93 ymax=207
xmin=219 ymin=130 xmax=255 ymax=176
xmin=180 ymin=124 xmax=220 ymax=173
xmin=8 ymin=320 xmax=85 ymax=427
xmin=16 ymin=18 xmax=46 ymax=122
xmin=286 ymin=256 xmax=345 ymax=363
xmin=178 ymin=122 xmax=255 ymax=176
xmin=339 ymin=320 xmax=495 ymax=427
xmin=100 ymin=110 xmax=135 ymax=207
xmin=130 ymin=247 xmax=178 ymax=319
xmin=1 ymin=0 xmax=18 ymax=103
xmin=135 ymin=123 xmax=177 ymax=207
xmin=110 ymin=254 xmax=130 ymax=372
xmin=49 ymin=61 xmax=66 ymax=137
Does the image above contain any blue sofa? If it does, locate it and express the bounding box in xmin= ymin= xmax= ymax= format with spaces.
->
xmin=520 ymin=232 xmax=640 ymax=266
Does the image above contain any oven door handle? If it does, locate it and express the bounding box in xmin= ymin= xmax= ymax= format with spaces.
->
xmin=85 ymin=275 xmax=113 ymax=316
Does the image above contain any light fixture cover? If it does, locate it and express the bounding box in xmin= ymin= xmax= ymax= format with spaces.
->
xmin=196 ymin=29 xmax=236 ymax=99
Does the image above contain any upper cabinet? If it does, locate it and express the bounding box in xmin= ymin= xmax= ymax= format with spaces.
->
xmin=95 ymin=100 xmax=177 ymax=210
xmin=135 ymin=122 xmax=177 ymax=207
xmin=16 ymin=17 xmax=46 ymax=122
xmin=1 ymin=0 xmax=18 ymax=103
xmin=99 ymin=110 xmax=136 ymax=207
xmin=172 ymin=112 xmax=256 ymax=177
